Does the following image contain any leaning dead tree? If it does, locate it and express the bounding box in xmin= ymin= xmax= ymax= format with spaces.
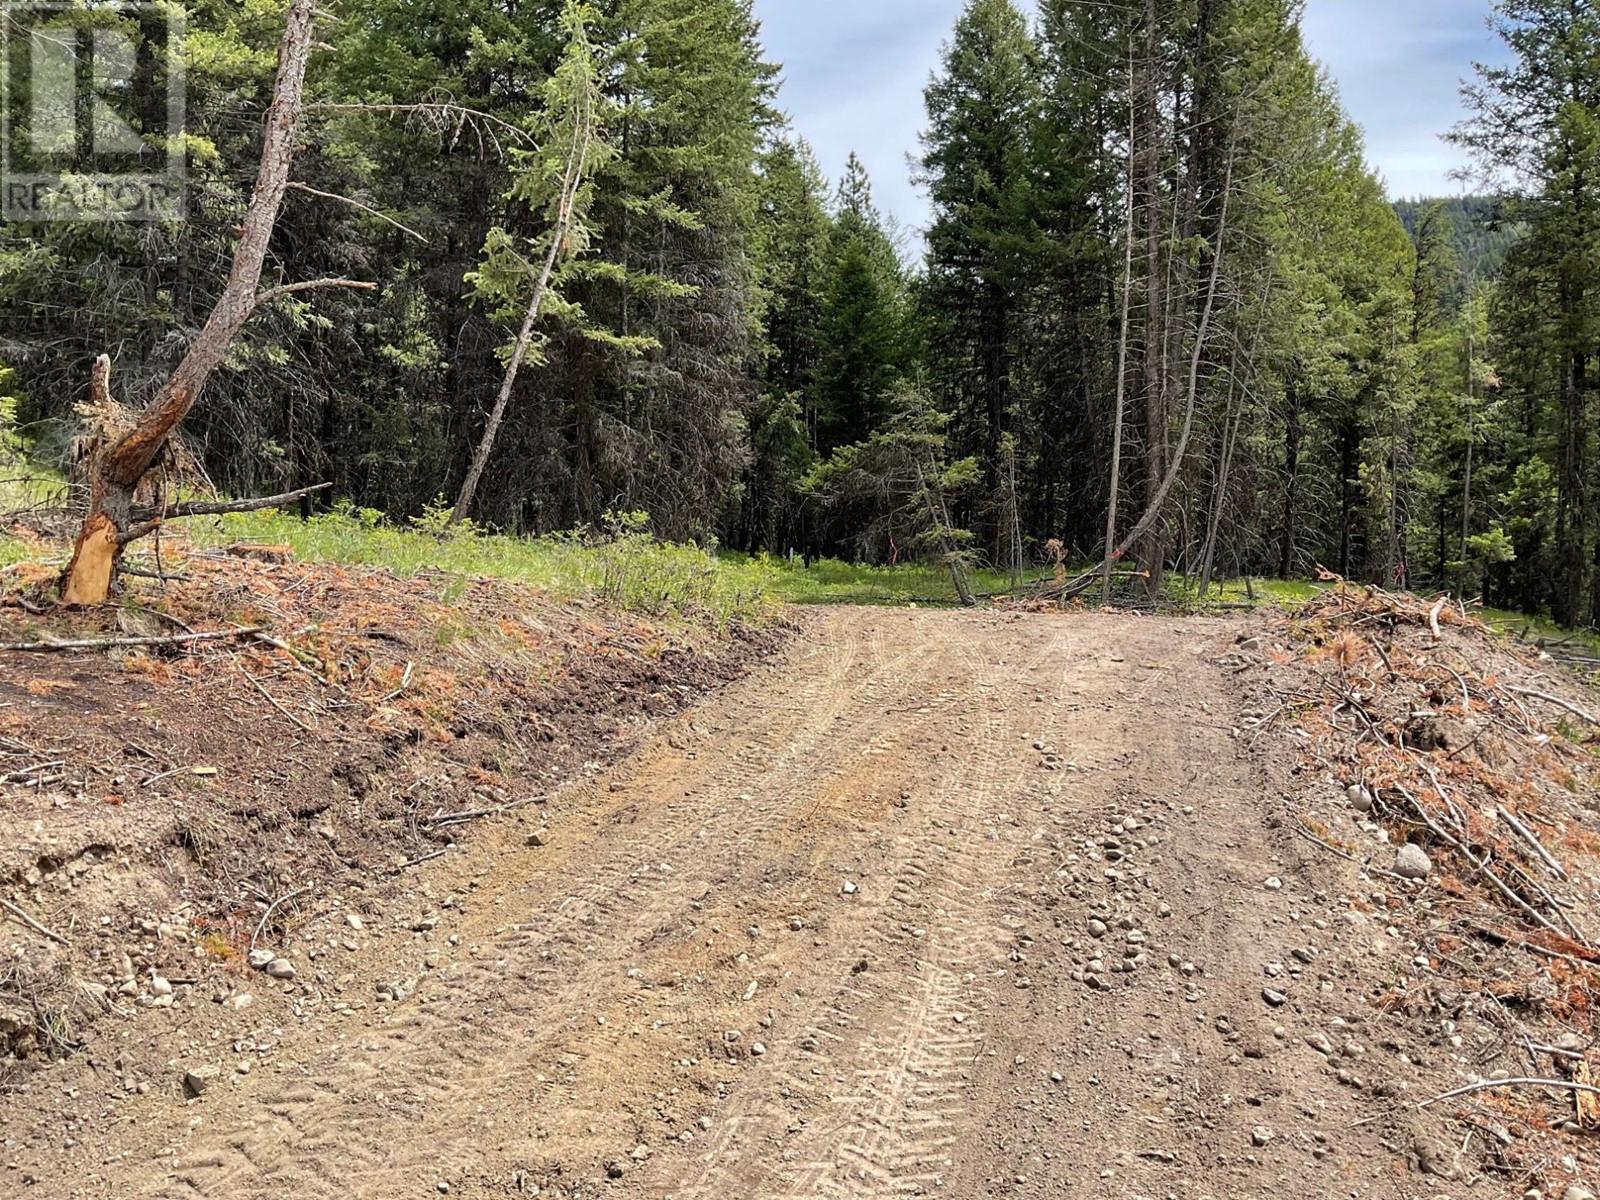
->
xmin=61 ymin=0 xmax=372 ymax=605
xmin=1057 ymin=146 xmax=1234 ymax=605
xmin=452 ymin=0 xmax=606 ymax=526
xmin=1101 ymin=48 xmax=1137 ymax=606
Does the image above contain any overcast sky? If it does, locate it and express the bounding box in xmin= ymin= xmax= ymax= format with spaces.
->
xmin=751 ymin=0 xmax=1507 ymax=235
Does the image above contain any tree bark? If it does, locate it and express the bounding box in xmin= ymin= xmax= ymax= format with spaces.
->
xmin=1134 ymin=0 xmax=1167 ymax=592
xmin=1058 ymin=146 xmax=1231 ymax=603
xmin=1102 ymin=50 xmax=1137 ymax=605
xmin=1279 ymin=387 xmax=1301 ymax=580
xmin=62 ymin=0 xmax=324 ymax=605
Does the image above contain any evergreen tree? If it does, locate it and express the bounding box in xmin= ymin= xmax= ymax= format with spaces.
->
xmin=814 ymin=154 xmax=909 ymax=455
xmin=1454 ymin=0 xmax=1600 ymax=625
xmin=920 ymin=0 xmax=1039 ymax=564
xmin=740 ymin=135 xmax=831 ymax=551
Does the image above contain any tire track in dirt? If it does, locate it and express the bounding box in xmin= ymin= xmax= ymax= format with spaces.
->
xmin=140 ymin=618 xmax=967 ymax=1199
xmin=645 ymin=636 xmax=1022 ymax=1199
xmin=37 ymin=609 xmax=1310 ymax=1200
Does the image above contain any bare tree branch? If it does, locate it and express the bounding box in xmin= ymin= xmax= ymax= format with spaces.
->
xmin=287 ymin=180 xmax=429 ymax=243
xmin=256 ymin=278 xmax=378 ymax=306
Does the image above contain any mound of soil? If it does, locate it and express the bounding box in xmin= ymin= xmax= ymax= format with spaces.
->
xmin=0 ymin=547 xmax=777 ymax=1078
xmin=1233 ymin=584 xmax=1600 ymax=1194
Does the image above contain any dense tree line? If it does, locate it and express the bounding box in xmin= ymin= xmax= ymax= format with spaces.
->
xmin=1393 ymin=196 xmax=1517 ymax=282
xmin=3 ymin=0 xmax=1599 ymax=626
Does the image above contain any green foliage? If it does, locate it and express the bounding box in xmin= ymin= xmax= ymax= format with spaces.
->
xmin=181 ymin=505 xmax=774 ymax=627
xmin=815 ymin=155 xmax=913 ymax=453
xmin=1393 ymin=196 xmax=1517 ymax=282
xmin=6 ymin=0 xmax=1591 ymax=632
xmin=1451 ymin=0 xmax=1600 ymax=626
xmin=920 ymin=0 xmax=1039 ymax=554
xmin=409 ymin=496 xmax=479 ymax=540
xmin=805 ymin=385 xmax=977 ymax=569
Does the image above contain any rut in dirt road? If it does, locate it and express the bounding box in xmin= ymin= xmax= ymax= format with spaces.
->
xmin=36 ymin=609 xmax=1373 ymax=1200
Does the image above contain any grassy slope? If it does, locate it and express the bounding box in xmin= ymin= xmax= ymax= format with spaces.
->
xmin=183 ymin=509 xmax=776 ymax=627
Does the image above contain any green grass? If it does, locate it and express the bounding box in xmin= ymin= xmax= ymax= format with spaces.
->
xmin=178 ymin=506 xmax=778 ymax=627
xmin=2 ymin=462 xmax=1596 ymax=660
xmin=1181 ymin=576 xmax=1326 ymax=607
xmin=0 ymin=466 xmax=55 ymax=568
xmin=0 ymin=468 xmax=63 ymax=512
xmin=719 ymin=553 xmax=1054 ymax=606
xmin=0 ymin=535 xmax=29 ymax=568
xmin=1481 ymin=605 xmax=1600 ymax=659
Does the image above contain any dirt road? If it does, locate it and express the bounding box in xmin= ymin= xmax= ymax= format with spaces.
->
xmin=12 ymin=609 xmax=1403 ymax=1198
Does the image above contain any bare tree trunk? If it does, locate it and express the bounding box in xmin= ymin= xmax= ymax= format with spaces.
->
xmin=1134 ymin=0 xmax=1167 ymax=593
xmin=1199 ymin=267 xmax=1269 ymax=597
xmin=1197 ymin=362 xmax=1240 ymax=597
xmin=1459 ymin=322 xmax=1476 ymax=584
xmin=1062 ymin=147 xmax=1233 ymax=602
xmin=453 ymin=98 xmax=595 ymax=526
xmin=62 ymin=0 xmax=325 ymax=605
xmin=1279 ymin=386 xmax=1301 ymax=580
xmin=1102 ymin=50 xmax=1137 ymax=606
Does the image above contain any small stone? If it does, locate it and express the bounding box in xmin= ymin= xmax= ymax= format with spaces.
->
xmin=1563 ymin=1187 xmax=1596 ymax=1200
xmin=750 ymin=1042 xmax=766 ymax=1057
xmin=1087 ymin=919 xmax=1108 ymax=938
xmin=1261 ymin=988 xmax=1287 ymax=1007
xmin=1264 ymin=876 xmax=1283 ymax=891
xmin=841 ymin=881 xmax=858 ymax=896
xmin=1251 ymin=1126 xmax=1274 ymax=1148
xmin=527 ymin=829 xmax=549 ymax=848
xmin=1347 ymin=784 xmax=1374 ymax=813
xmin=149 ymin=975 xmax=173 ymax=998
xmin=182 ymin=1065 xmax=220 ymax=1098
xmin=265 ymin=958 xmax=297 ymax=980
xmin=1394 ymin=844 xmax=1433 ymax=880
xmin=247 ymin=948 xmax=275 ymax=970
xmin=345 ymin=913 xmax=364 ymax=931
xmin=227 ymin=993 xmax=254 ymax=1010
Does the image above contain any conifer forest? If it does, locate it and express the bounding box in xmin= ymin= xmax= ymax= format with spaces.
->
xmin=3 ymin=0 xmax=1599 ymax=624
xmin=13 ymin=7 xmax=1600 ymax=1199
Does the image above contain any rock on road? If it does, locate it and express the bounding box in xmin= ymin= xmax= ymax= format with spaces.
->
xmin=24 ymin=608 xmax=1392 ymax=1199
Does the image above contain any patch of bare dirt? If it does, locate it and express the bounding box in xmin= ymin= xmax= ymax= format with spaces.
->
xmin=1 ymin=595 xmax=1598 ymax=1200
xmin=0 ymin=549 xmax=774 ymax=1081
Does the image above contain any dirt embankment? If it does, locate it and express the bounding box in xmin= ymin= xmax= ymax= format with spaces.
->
xmin=2 ymin=578 xmax=1599 ymax=1200
xmin=0 ymin=550 xmax=773 ymax=1083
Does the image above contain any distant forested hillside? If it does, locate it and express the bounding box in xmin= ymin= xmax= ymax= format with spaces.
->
xmin=1394 ymin=196 xmax=1518 ymax=280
